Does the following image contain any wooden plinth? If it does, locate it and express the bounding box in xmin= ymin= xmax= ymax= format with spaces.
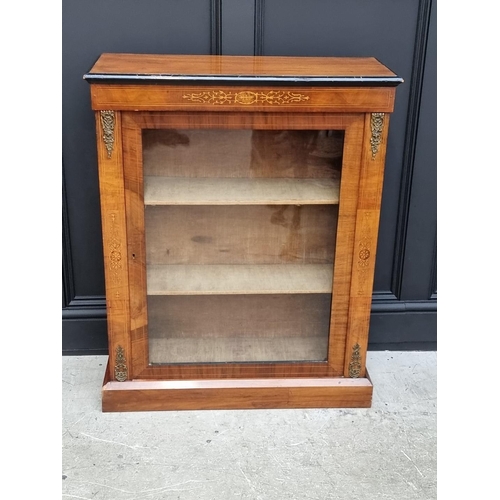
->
xmin=102 ymin=362 xmax=373 ymax=412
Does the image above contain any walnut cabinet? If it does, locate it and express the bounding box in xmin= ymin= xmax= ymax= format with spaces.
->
xmin=84 ymin=54 xmax=402 ymax=412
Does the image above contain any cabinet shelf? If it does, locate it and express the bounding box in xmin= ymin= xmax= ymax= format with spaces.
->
xmin=146 ymin=264 xmax=333 ymax=295
xmin=149 ymin=336 xmax=328 ymax=363
xmin=144 ymin=177 xmax=340 ymax=206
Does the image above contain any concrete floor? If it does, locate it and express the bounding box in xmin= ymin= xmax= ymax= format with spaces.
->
xmin=62 ymin=352 xmax=436 ymax=500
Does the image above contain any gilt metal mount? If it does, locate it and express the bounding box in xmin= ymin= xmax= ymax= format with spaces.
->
xmin=348 ymin=343 xmax=362 ymax=378
xmin=100 ymin=110 xmax=115 ymax=158
xmin=114 ymin=345 xmax=128 ymax=382
xmin=370 ymin=112 xmax=385 ymax=160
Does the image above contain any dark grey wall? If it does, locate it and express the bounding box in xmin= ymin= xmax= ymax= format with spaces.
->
xmin=63 ymin=0 xmax=436 ymax=354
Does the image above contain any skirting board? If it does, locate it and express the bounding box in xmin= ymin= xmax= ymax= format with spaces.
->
xmin=101 ymin=361 xmax=373 ymax=412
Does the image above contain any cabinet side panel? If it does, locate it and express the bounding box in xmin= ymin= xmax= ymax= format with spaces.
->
xmin=344 ymin=113 xmax=391 ymax=378
xmin=95 ymin=111 xmax=131 ymax=381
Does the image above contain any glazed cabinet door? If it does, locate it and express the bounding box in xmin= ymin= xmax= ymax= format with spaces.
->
xmin=119 ymin=112 xmax=367 ymax=380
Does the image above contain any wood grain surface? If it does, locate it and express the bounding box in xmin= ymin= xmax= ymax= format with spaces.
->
xmin=102 ymin=374 xmax=373 ymax=411
xmin=343 ymin=113 xmax=391 ymax=378
xmin=95 ymin=111 xmax=131 ymax=381
xmin=86 ymin=53 xmax=400 ymax=79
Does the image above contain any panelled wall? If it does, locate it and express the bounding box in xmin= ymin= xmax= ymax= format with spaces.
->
xmin=62 ymin=0 xmax=436 ymax=354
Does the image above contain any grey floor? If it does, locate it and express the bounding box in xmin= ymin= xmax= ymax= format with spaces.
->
xmin=62 ymin=352 xmax=436 ymax=500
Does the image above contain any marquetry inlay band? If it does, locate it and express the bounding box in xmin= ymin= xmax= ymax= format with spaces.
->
xmin=100 ymin=110 xmax=115 ymax=158
xmin=370 ymin=112 xmax=385 ymax=160
xmin=182 ymin=90 xmax=310 ymax=105
xmin=109 ymin=213 xmax=122 ymax=285
xmin=114 ymin=345 xmax=128 ymax=382
xmin=348 ymin=343 xmax=362 ymax=378
xmin=357 ymin=211 xmax=372 ymax=295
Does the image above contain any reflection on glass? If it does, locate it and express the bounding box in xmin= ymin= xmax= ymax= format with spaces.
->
xmin=142 ymin=129 xmax=344 ymax=363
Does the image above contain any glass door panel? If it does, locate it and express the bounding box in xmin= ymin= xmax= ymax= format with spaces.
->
xmin=142 ymin=129 xmax=344 ymax=363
